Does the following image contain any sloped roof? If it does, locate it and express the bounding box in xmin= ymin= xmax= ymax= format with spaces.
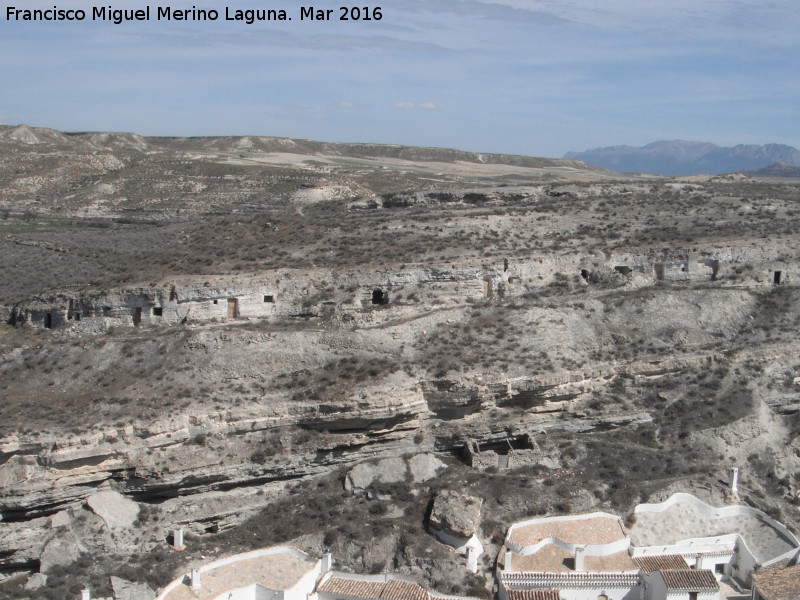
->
xmin=506 ymin=590 xmax=561 ymax=600
xmin=752 ymin=565 xmax=800 ymax=600
xmin=658 ymin=569 xmax=719 ymax=591
xmin=633 ymin=555 xmax=690 ymax=572
xmin=319 ymin=576 xmax=428 ymax=600
xmin=319 ymin=578 xmax=387 ymax=598
xmin=382 ymin=579 xmax=429 ymax=600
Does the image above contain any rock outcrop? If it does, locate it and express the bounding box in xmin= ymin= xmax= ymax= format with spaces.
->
xmin=429 ymin=491 xmax=483 ymax=539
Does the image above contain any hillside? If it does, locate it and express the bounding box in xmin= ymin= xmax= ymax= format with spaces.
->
xmin=1 ymin=125 xmax=800 ymax=600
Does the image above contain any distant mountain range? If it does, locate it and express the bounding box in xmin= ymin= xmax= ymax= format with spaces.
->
xmin=565 ymin=140 xmax=800 ymax=176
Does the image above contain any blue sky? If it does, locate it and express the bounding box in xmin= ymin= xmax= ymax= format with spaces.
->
xmin=2 ymin=0 xmax=799 ymax=156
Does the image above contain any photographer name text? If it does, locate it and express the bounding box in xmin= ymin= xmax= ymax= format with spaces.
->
xmin=6 ymin=5 xmax=383 ymax=25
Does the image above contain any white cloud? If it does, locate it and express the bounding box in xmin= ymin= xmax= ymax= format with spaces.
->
xmin=395 ymin=102 xmax=438 ymax=110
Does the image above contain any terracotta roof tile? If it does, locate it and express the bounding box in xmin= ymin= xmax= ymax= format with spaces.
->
xmin=319 ymin=576 xmax=429 ymax=600
xmin=659 ymin=569 xmax=719 ymax=591
xmin=319 ymin=577 xmax=387 ymax=599
xmin=633 ymin=555 xmax=690 ymax=572
xmin=752 ymin=565 xmax=800 ymax=600
xmin=381 ymin=579 xmax=428 ymax=600
xmin=507 ymin=590 xmax=561 ymax=600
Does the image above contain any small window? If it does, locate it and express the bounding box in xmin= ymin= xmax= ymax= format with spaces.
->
xmin=153 ymin=307 xmax=163 ymax=317
xmin=715 ymin=563 xmax=724 ymax=574
xmin=263 ymin=295 xmax=275 ymax=303
xmin=213 ymin=299 xmax=218 ymax=305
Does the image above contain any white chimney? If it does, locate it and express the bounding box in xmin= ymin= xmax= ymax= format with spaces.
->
xmin=81 ymin=590 xmax=91 ymax=600
xmin=173 ymin=528 xmax=185 ymax=550
xmin=575 ymin=546 xmax=586 ymax=571
xmin=730 ymin=467 xmax=739 ymax=494
xmin=322 ymin=553 xmax=333 ymax=573
xmin=191 ymin=569 xmax=201 ymax=590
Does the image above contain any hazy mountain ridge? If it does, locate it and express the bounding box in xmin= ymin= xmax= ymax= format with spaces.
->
xmin=565 ymin=140 xmax=800 ymax=175
xmin=0 ymin=123 xmax=588 ymax=170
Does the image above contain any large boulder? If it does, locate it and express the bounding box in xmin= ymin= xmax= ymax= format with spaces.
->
xmin=344 ymin=457 xmax=407 ymax=491
xmin=429 ymin=490 xmax=482 ymax=539
xmin=86 ymin=490 xmax=139 ymax=530
xmin=409 ymin=454 xmax=446 ymax=483
xmin=111 ymin=576 xmax=155 ymax=600
xmin=40 ymin=537 xmax=81 ymax=573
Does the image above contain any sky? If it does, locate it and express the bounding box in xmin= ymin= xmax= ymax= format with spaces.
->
xmin=2 ymin=0 xmax=799 ymax=157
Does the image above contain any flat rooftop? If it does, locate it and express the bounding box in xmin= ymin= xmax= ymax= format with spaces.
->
xmin=628 ymin=502 xmax=797 ymax=563
xmin=508 ymin=545 xmax=637 ymax=573
xmin=508 ymin=514 xmax=628 ymax=547
xmin=160 ymin=549 xmax=318 ymax=600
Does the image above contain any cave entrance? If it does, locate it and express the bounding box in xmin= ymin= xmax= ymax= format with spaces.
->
xmin=227 ymin=298 xmax=240 ymax=318
xmin=372 ymin=289 xmax=387 ymax=305
xmin=654 ymin=264 xmax=665 ymax=281
xmin=44 ymin=313 xmax=52 ymax=329
xmin=773 ymin=271 xmax=783 ymax=285
xmin=580 ymin=269 xmax=590 ymax=282
xmin=614 ymin=266 xmax=632 ymax=276
xmin=133 ymin=307 xmax=142 ymax=326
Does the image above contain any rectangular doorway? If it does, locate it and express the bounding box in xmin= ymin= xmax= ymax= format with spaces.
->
xmin=227 ymin=298 xmax=239 ymax=318
xmin=654 ymin=264 xmax=665 ymax=281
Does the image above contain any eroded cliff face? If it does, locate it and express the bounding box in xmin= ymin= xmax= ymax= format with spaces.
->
xmin=2 ymin=267 xmax=800 ymax=588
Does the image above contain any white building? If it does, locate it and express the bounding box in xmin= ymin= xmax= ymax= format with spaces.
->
xmin=153 ymin=546 xmax=326 ymax=600
xmin=498 ymin=494 xmax=800 ymax=600
xmin=498 ymin=512 xmax=640 ymax=600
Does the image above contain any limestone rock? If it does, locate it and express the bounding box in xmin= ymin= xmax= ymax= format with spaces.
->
xmin=409 ymin=454 xmax=446 ymax=483
xmin=86 ymin=490 xmax=139 ymax=530
xmin=40 ymin=536 xmax=81 ymax=572
xmin=50 ymin=509 xmax=72 ymax=528
xmin=429 ymin=490 xmax=482 ymax=539
xmin=25 ymin=573 xmax=48 ymax=590
xmin=110 ymin=576 xmax=155 ymax=600
xmin=344 ymin=457 xmax=407 ymax=491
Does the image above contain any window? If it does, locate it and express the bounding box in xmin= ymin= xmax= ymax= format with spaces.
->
xmin=263 ymin=295 xmax=275 ymax=303
xmin=153 ymin=307 xmax=163 ymax=317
